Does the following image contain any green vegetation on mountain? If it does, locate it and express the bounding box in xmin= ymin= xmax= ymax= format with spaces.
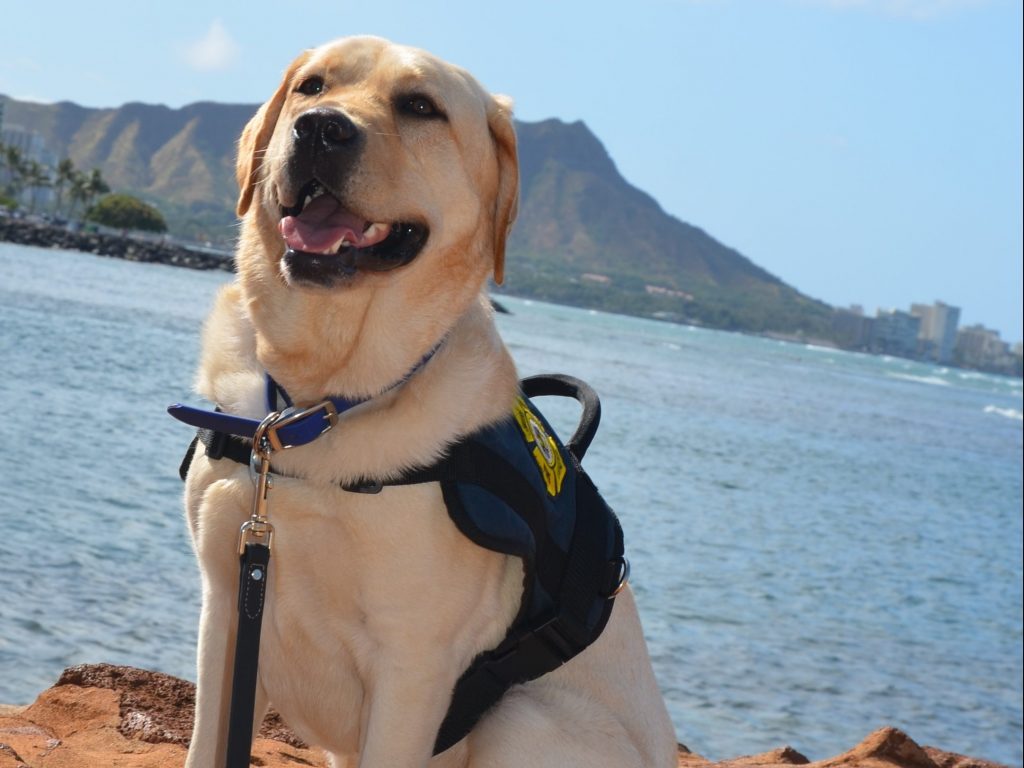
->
xmin=1 ymin=94 xmax=833 ymax=335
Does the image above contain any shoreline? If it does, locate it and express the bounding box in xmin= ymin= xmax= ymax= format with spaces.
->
xmin=0 ymin=217 xmax=233 ymax=273
xmin=2 ymin=216 xmax=1020 ymax=380
xmin=0 ymin=664 xmax=1009 ymax=768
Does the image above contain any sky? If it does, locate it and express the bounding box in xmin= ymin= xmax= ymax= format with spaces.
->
xmin=2 ymin=0 xmax=1021 ymax=341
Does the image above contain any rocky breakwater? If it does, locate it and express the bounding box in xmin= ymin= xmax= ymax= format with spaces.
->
xmin=0 ymin=664 xmax=1007 ymax=768
xmin=0 ymin=218 xmax=233 ymax=272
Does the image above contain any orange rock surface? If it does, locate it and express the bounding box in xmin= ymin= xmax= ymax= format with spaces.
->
xmin=0 ymin=665 xmax=1007 ymax=768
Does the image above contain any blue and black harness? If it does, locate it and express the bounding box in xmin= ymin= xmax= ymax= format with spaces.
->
xmin=171 ymin=372 xmax=628 ymax=765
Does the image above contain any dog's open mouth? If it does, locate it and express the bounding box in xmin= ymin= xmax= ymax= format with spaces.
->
xmin=278 ymin=180 xmax=429 ymax=285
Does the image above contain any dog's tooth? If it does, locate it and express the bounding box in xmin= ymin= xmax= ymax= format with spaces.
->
xmin=362 ymin=223 xmax=388 ymax=241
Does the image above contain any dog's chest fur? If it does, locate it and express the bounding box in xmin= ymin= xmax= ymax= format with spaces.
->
xmin=185 ymin=286 xmax=523 ymax=755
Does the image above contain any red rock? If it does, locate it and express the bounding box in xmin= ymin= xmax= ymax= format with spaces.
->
xmin=675 ymin=727 xmax=1008 ymax=768
xmin=0 ymin=664 xmax=325 ymax=767
xmin=0 ymin=666 xmax=1008 ymax=768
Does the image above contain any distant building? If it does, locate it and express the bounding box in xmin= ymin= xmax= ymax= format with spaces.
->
xmin=0 ymin=124 xmax=56 ymax=167
xmin=832 ymin=305 xmax=874 ymax=350
xmin=0 ymin=123 xmax=58 ymax=209
xmin=954 ymin=324 xmax=1011 ymax=370
xmin=871 ymin=309 xmax=921 ymax=358
xmin=645 ymin=284 xmax=693 ymax=300
xmin=911 ymin=301 xmax=961 ymax=364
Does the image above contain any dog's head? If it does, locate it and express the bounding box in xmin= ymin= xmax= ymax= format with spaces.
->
xmin=233 ymin=36 xmax=518 ymax=398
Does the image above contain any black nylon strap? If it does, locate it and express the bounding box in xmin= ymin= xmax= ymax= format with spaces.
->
xmin=178 ymin=434 xmax=199 ymax=481
xmin=559 ymin=470 xmax=624 ymax=639
xmin=181 ymin=428 xmax=449 ymax=494
xmin=431 ymin=466 xmax=623 ymax=755
xmin=432 ymin=612 xmax=582 ymax=754
xmin=226 ymin=542 xmax=270 ymax=768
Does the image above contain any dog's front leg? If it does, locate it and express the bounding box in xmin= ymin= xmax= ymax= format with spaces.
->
xmin=186 ymin=582 xmax=271 ymax=767
xmin=355 ymin=660 xmax=458 ymax=768
xmin=186 ymin=583 xmax=234 ymax=766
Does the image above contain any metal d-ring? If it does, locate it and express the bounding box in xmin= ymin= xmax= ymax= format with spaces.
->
xmin=610 ymin=556 xmax=630 ymax=597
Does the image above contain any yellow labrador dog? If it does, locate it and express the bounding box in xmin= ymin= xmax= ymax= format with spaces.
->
xmin=181 ymin=35 xmax=676 ymax=768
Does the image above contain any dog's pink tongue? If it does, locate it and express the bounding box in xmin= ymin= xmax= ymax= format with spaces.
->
xmin=278 ymin=194 xmax=366 ymax=254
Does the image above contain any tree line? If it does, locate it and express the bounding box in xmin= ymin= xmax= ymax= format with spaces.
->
xmin=0 ymin=143 xmax=109 ymax=218
xmin=0 ymin=142 xmax=167 ymax=233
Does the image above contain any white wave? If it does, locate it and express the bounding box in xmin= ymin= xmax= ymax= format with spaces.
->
xmin=888 ymin=372 xmax=951 ymax=387
xmin=984 ymin=405 xmax=1024 ymax=421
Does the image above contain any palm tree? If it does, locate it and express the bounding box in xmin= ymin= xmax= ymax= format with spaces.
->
xmin=2 ymin=143 xmax=27 ymax=201
xmin=68 ymin=169 xmax=89 ymax=219
xmin=52 ymin=158 xmax=77 ymax=217
xmin=23 ymin=160 xmax=51 ymax=214
xmin=82 ymin=168 xmax=110 ymax=212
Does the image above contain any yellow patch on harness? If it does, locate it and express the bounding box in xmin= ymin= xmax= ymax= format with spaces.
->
xmin=513 ymin=397 xmax=567 ymax=497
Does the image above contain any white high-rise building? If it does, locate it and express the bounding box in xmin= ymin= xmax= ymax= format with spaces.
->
xmin=910 ymin=301 xmax=961 ymax=364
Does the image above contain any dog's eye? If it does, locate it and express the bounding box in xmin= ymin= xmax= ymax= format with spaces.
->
xmin=296 ymin=76 xmax=325 ymax=96
xmin=398 ymin=94 xmax=445 ymax=120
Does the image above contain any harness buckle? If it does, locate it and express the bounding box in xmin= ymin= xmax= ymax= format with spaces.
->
xmin=264 ymin=400 xmax=339 ymax=452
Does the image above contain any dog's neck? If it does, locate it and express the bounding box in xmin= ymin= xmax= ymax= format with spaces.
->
xmin=233 ymin=216 xmax=501 ymax=405
xmin=264 ymin=334 xmax=445 ymax=415
xmin=195 ymin=283 xmax=519 ymax=484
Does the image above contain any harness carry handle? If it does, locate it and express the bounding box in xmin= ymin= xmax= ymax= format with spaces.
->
xmin=520 ymin=374 xmax=601 ymax=462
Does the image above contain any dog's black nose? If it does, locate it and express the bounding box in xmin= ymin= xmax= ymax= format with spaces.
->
xmin=293 ymin=108 xmax=361 ymax=152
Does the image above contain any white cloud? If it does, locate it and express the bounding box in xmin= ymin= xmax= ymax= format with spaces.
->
xmin=799 ymin=0 xmax=990 ymax=19
xmin=182 ymin=19 xmax=240 ymax=72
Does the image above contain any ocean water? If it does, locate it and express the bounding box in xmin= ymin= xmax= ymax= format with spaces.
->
xmin=1 ymin=242 xmax=1021 ymax=765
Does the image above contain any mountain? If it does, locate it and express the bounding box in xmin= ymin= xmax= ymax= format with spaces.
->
xmin=512 ymin=119 xmax=832 ymax=333
xmin=0 ymin=94 xmax=833 ymax=335
xmin=1 ymin=97 xmax=253 ymax=238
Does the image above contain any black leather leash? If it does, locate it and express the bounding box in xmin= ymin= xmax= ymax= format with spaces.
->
xmin=226 ymin=541 xmax=271 ymax=767
xmin=226 ymin=412 xmax=279 ymax=768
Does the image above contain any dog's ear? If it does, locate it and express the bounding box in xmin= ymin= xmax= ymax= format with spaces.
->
xmin=236 ymin=51 xmax=312 ymax=217
xmin=487 ymin=94 xmax=519 ymax=285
